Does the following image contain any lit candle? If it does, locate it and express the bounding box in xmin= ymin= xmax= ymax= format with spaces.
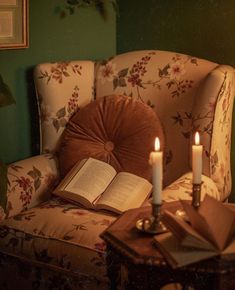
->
xmin=149 ymin=137 xmax=163 ymax=204
xmin=192 ymin=132 xmax=202 ymax=184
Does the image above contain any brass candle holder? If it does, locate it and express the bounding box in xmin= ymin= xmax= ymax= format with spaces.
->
xmin=136 ymin=203 xmax=168 ymax=234
xmin=191 ymin=183 xmax=202 ymax=209
xmin=175 ymin=182 xmax=202 ymax=220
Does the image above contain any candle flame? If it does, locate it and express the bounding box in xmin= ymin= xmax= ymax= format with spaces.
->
xmin=195 ymin=132 xmax=200 ymax=145
xmin=155 ymin=137 xmax=160 ymax=151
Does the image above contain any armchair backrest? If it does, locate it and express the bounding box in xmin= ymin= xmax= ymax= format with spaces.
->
xmin=34 ymin=50 xmax=235 ymax=201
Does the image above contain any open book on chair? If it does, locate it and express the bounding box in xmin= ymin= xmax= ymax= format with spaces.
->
xmin=154 ymin=195 xmax=235 ymax=268
xmin=53 ymin=157 xmax=152 ymax=214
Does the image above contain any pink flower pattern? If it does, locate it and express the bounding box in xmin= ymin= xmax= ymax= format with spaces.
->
xmin=168 ymin=61 xmax=186 ymax=80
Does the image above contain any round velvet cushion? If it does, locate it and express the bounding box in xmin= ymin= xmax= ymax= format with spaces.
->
xmin=58 ymin=95 xmax=165 ymax=181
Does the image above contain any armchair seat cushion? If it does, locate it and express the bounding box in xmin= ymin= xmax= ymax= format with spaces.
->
xmin=58 ymin=94 xmax=165 ymax=180
xmin=0 ymin=197 xmax=116 ymax=286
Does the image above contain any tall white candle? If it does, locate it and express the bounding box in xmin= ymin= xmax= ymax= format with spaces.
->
xmin=149 ymin=137 xmax=163 ymax=204
xmin=192 ymin=132 xmax=202 ymax=184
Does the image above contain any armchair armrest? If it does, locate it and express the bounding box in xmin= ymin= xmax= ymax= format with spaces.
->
xmin=192 ymin=65 xmax=235 ymax=201
xmin=142 ymin=172 xmax=220 ymax=207
xmin=6 ymin=153 xmax=60 ymax=218
xmin=162 ymin=172 xmax=220 ymax=202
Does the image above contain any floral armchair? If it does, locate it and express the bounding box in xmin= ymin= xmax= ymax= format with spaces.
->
xmin=0 ymin=50 xmax=234 ymax=289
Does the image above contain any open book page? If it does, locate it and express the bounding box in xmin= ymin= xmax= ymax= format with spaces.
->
xmin=198 ymin=195 xmax=235 ymax=250
xmin=54 ymin=158 xmax=117 ymax=206
xmin=180 ymin=202 xmax=217 ymax=249
xmin=96 ymin=172 xmax=152 ymax=214
xmin=181 ymin=196 xmax=235 ymax=251
xmin=154 ymin=232 xmax=216 ymax=269
xmin=55 ymin=159 xmax=87 ymax=190
xmin=162 ymin=210 xmax=215 ymax=250
xmin=223 ymin=238 xmax=235 ymax=257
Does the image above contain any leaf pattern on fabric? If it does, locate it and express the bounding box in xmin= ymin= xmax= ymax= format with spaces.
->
xmin=8 ymin=167 xmax=40 ymax=210
xmin=43 ymin=85 xmax=81 ymax=133
xmin=39 ymin=62 xmax=82 ymax=84
xmin=7 ymin=156 xmax=58 ymax=215
xmin=98 ymin=52 xmax=197 ymax=101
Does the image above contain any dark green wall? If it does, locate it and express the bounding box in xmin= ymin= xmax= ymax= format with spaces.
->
xmin=117 ymin=0 xmax=235 ymax=201
xmin=0 ymin=0 xmax=116 ymax=163
xmin=117 ymin=0 xmax=235 ymax=65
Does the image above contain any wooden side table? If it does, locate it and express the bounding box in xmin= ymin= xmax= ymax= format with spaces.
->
xmin=101 ymin=202 xmax=235 ymax=290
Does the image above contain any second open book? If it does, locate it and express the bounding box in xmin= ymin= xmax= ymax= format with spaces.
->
xmin=154 ymin=195 xmax=235 ymax=268
xmin=53 ymin=157 xmax=152 ymax=214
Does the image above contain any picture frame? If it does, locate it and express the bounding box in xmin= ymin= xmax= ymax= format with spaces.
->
xmin=0 ymin=0 xmax=28 ymax=50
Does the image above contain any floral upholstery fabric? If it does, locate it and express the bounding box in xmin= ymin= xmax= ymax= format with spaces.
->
xmin=0 ymin=197 xmax=116 ymax=290
xmin=34 ymin=61 xmax=94 ymax=154
xmin=191 ymin=65 xmax=235 ymax=201
xmin=95 ymin=50 xmax=216 ymax=187
xmin=95 ymin=50 xmax=235 ymax=200
xmin=162 ymin=172 xmax=220 ymax=202
xmin=1 ymin=50 xmax=234 ymax=289
xmin=6 ymin=154 xmax=59 ymax=219
xmin=209 ymin=66 xmax=235 ymax=200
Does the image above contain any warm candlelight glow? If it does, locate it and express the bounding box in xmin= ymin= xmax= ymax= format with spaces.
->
xmin=155 ymin=137 xmax=160 ymax=151
xmin=195 ymin=132 xmax=200 ymax=145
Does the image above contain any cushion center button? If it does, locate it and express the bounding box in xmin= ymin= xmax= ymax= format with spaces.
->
xmin=104 ymin=141 xmax=114 ymax=152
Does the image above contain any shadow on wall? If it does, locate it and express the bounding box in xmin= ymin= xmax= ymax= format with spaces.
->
xmin=26 ymin=67 xmax=40 ymax=156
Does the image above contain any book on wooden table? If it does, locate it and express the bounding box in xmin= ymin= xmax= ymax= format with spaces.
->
xmin=154 ymin=195 xmax=235 ymax=268
xmin=53 ymin=157 xmax=152 ymax=214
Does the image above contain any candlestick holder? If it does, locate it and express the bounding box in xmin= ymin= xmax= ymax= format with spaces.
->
xmin=136 ymin=203 xmax=168 ymax=234
xmin=175 ymin=182 xmax=202 ymax=221
xmin=192 ymin=183 xmax=202 ymax=209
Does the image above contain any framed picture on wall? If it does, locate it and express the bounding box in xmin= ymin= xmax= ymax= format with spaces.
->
xmin=0 ymin=0 xmax=28 ymax=49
